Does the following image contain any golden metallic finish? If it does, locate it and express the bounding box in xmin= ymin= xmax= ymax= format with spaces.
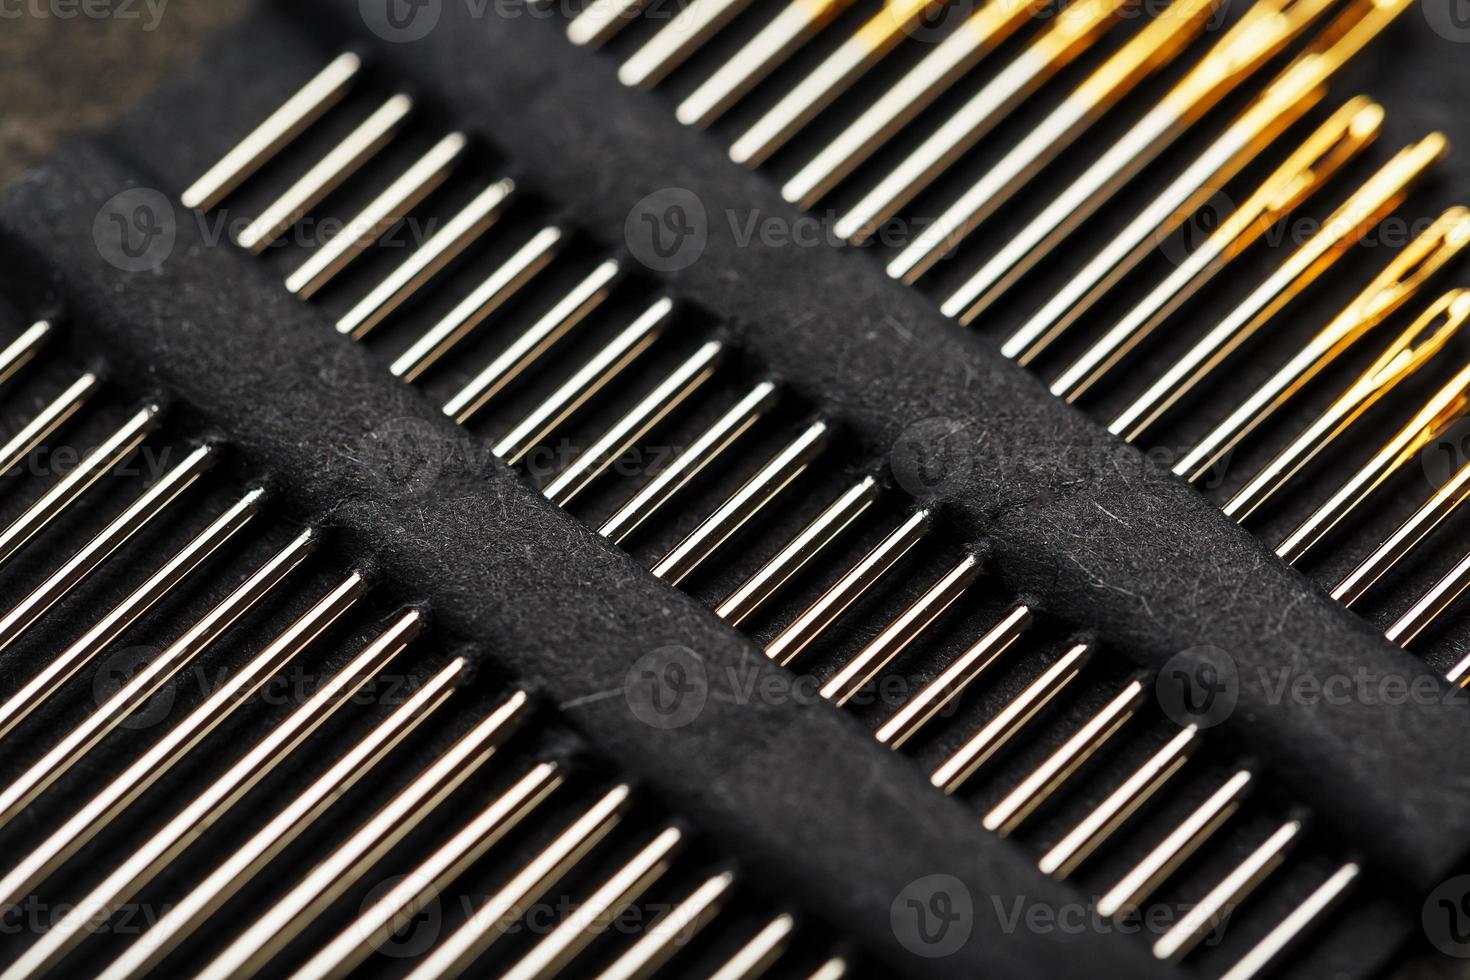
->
xmin=1050 ymin=98 xmax=1383 ymax=402
xmin=876 ymin=603 xmax=1031 ymax=749
xmin=1278 ymin=345 xmax=1470 ymax=565
xmin=931 ymin=642 xmax=1090 ymax=795
xmin=1110 ymin=132 xmax=1448 ymax=444
xmin=822 ymin=553 xmax=981 ymax=706
xmin=1038 ymin=725 xmax=1197 ymax=879
xmin=1152 ymin=820 xmax=1302 ymax=962
xmin=290 ymin=763 xmax=564 ymax=980
xmin=1225 ymin=290 xmax=1470 ymax=524
xmin=983 ymin=679 xmax=1145 ymax=834
xmin=405 ymin=785 xmax=632 ymax=980
xmin=96 ymin=660 xmax=469 ymax=980
xmin=886 ymin=0 xmax=1216 ymax=281
xmin=1177 ymin=207 xmax=1470 ymax=483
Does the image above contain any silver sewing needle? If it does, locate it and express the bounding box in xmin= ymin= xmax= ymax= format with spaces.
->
xmin=1385 ymin=548 xmax=1470 ymax=648
xmin=337 ymin=178 xmax=516 ymax=339
xmin=237 ymin=94 xmax=414 ymax=254
xmin=567 ymin=0 xmax=650 ymax=47
xmin=93 ymin=659 xmax=469 ymax=980
xmin=598 ymin=871 xmax=734 ymax=980
xmin=181 ymin=52 xmax=362 ymax=211
xmin=393 ymin=224 xmax=564 ymax=382
xmin=0 ymin=488 xmax=262 ymax=743
xmin=599 ymin=380 xmax=780 ymax=545
xmin=0 ymin=569 xmax=360 ymax=914
xmin=0 ymin=373 xmax=100 ymax=478
xmin=444 ymin=258 xmax=622 ymax=424
xmin=765 ymin=508 xmax=931 ymax=666
xmin=494 ymin=297 xmax=674 ymax=466
xmin=619 ymin=0 xmax=762 ymax=89
xmin=709 ymin=914 xmax=795 ymax=979
xmin=403 ymin=784 xmax=632 ymax=980
xmin=543 ymin=339 xmax=724 ymax=507
xmin=1 ymin=611 xmax=422 ymax=979
xmin=196 ymin=692 xmax=534 ymax=980
xmin=1218 ymin=862 xmax=1359 ymax=980
xmin=716 ymin=475 xmax=880 ymax=628
xmin=835 ymin=0 xmax=1127 ymax=243
xmin=782 ymin=0 xmax=1048 ymax=209
xmin=286 ymin=131 xmax=467 ymax=299
xmin=0 ymin=321 xmax=50 ymax=388
xmin=652 ymin=418 xmax=831 ymax=587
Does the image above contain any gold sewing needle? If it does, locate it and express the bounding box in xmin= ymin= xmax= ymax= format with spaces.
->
xmin=0 ymin=528 xmax=318 ymax=831
xmin=1152 ymin=819 xmax=1303 ymax=962
xmin=0 ymin=489 xmax=262 ymax=743
xmin=875 ymin=603 xmax=1031 ymax=749
xmin=1109 ymin=133 xmax=1448 ymax=444
xmin=393 ymin=225 xmax=565 ymax=383
xmin=1276 ymin=356 xmax=1470 ymax=565
xmin=0 ymin=402 xmax=160 ymax=570
xmin=338 ymin=178 xmax=516 ymax=340
xmin=716 ymin=475 xmax=881 ymax=628
xmin=495 ymin=298 xmax=674 ymax=466
xmin=885 ymin=0 xmax=1217 ymax=281
xmin=1175 ymin=208 xmax=1470 ymax=483
xmin=728 ymin=0 xmax=951 ymax=167
xmin=496 ymin=827 xmax=684 ymax=980
xmin=599 ymin=381 xmax=781 ymax=545
xmin=196 ymin=694 xmax=534 ymax=980
xmin=983 ymin=678 xmax=1146 ymax=834
xmin=402 ymin=784 xmax=632 ymax=980
xmin=182 ymin=53 xmax=362 ymax=211
xmin=1224 ymin=290 xmax=1470 ymax=524
xmin=1038 ymin=725 xmax=1198 ymax=879
xmin=652 ymin=419 xmax=831 ymax=587
xmin=1097 ymin=769 xmax=1253 ymax=919
xmin=783 ymin=0 xmax=1045 ymax=208
xmin=0 ymin=320 xmax=50 ymax=388
xmin=0 ymin=569 xmax=360 ymax=916
xmin=0 ymin=372 xmax=100 ymax=478
xmin=821 ymin=553 xmax=981 ymax=706
xmin=0 ymin=443 xmax=216 ymax=658
xmin=1334 ymin=455 xmax=1470 ymax=608
xmin=943 ymin=0 xmax=1382 ymax=327
xmin=94 ymin=660 xmax=471 ymax=980
xmin=1 ymin=612 xmax=422 ymax=980
xmin=931 ymin=641 xmax=1090 ymax=794
xmin=1002 ymin=0 xmax=1420 ymax=349
xmin=618 ymin=0 xmax=765 ymax=89
xmin=598 ymin=871 xmax=734 ymax=980
xmin=1218 ymin=862 xmax=1359 ymax=980
xmin=543 ymin=340 xmax=724 ymax=507
xmin=444 ymin=259 xmax=622 ymax=425
xmin=1385 ymin=547 xmax=1470 ymax=647
xmin=288 ymin=764 xmax=565 ymax=980
xmin=677 ymin=0 xmax=861 ymax=128
xmin=1050 ymin=98 xmax=1383 ymax=401
xmin=286 ymin=132 xmax=467 ymax=299
xmin=237 ymin=94 xmax=414 ymax=254
xmin=836 ymin=0 xmax=1130 ymax=243
xmin=764 ymin=508 xmax=931 ymax=666
xmin=709 ymin=914 xmax=796 ymax=980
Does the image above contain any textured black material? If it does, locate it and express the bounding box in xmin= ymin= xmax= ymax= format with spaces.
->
xmin=213 ymin=0 xmax=1470 ymax=895
xmin=0 ymin=139 xmax=1176 ymax=980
